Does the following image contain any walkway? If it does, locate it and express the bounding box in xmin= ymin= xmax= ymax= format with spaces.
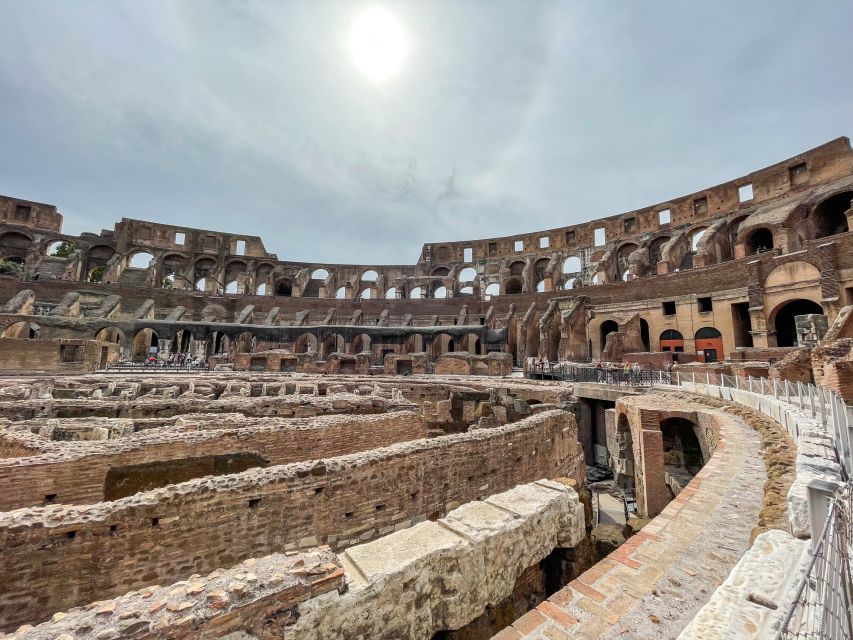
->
xmin=494 ymin=399 xmax=768 ymax=640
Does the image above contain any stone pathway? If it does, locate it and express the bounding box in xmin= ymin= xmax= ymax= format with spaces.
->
xmin=493 ymin=406 xmax=767 ymax=640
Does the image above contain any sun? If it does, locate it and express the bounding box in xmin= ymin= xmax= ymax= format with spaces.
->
xmin=348 ymin=7 xmax=409 ymax=83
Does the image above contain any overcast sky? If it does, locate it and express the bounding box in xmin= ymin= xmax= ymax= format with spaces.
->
xmin=1 ymin=1 xmax=851 ymax=264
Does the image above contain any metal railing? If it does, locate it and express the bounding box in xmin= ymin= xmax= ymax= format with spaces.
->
xmin=676 ymin=371 xmax=852 ymax=480
xmin=778 ymin=482 xmax=853 ymax=639
xmin=101 ymin=362 xmax=209 ymax=373
xmin=528 ymin=361 xmax=674 ymax=386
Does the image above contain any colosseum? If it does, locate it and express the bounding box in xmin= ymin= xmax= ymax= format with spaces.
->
xmin=0 ymin=136 xmax=851 ymax=640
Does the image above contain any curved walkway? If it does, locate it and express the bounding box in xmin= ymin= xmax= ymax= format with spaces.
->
xmin=494 ymin=396 xmax=768 ymax=640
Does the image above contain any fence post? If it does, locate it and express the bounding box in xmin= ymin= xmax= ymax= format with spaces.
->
xmin=735 ymin=374 xmax=739 ymax=390
xmin=809 ymin=385 xmax=816 ymax=418
xmin=798 ymin=382 xmax=804 ymax=409
xmin=706 ymin=372 xmax=710 ymax=387
xmin=748 ymin=375 xmax=753 ymax=393
xmin=785 ymin=379 xmax=790 ymax=404
xmin=806 ymin=478 xmax=841 ymax=543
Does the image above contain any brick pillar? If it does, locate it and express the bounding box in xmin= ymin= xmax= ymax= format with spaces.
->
xmin=640 ymin=429 xmax=669 ymax=518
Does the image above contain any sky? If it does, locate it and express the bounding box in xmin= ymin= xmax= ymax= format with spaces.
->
xmin=1 ymin=1 xmax=852 ymax=264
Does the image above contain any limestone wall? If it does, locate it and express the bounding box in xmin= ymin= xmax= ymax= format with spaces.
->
xmin=0 ymin=409 xmax=584 ymax=630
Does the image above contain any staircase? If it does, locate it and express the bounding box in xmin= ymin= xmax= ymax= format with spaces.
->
xmin=35 ymin=258 xmax=69 ymax=280
xmin=117 ymin=268 xmax=149 ymax=288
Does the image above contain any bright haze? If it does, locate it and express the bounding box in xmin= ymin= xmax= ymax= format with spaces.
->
xmin=0 ymin=1 xmax=851 ymax=264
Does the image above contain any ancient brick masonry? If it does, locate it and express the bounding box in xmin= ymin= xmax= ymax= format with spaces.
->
xmin=0 ymin=408 xmax=583 ymax=631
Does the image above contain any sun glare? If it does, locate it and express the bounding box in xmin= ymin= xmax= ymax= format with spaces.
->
xmin=348 ymin=7 xmax=409 ymax=83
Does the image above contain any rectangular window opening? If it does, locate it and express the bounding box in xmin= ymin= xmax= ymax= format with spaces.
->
xmin=662 ymin=301 xmax=676 ymax=316
xmin=658 ymin=209 xmax=671 ymax=225
xmin=698 ymin=297 xmax=713 ymax=313
xmin=514 ymin=240 xmax=523 ymax=252
xmin=623 ymin=217 xmax=636 ymax=233
xmin=565 ymin=230 xmax=576 ymax=244
xmin=174 ymin=232 xmax=185 ymax=245
xmin=693 ymin=197 xmax=708 ymax=215
xmin=15 ymin=204 xmax=31 ymax=221
xmin=738 ymin=184 xmax=753 ymax=202
xmin=488 ymin=242 xmax=497 ymax=256
xmin=463 ymin=247 xmax=473 ymax=262
xmin=539 ymin=236 xmax=550 ymax=249
xmin=235 ymin=240 xmax=246 ymax=256
xmin=789 ymin=162 xmax=807 ymax=186
xmin=594 ymin=228 xmax=606 ymax=247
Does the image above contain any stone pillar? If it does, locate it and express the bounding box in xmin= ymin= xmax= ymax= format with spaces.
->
xmin=640 ymin=429 xmax=669 ymax=519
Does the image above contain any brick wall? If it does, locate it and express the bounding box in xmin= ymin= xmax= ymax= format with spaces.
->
xmin=0 ymin=410 xmax=584 ymax=630
xmin=0 ymin=412 xmax=428 ymax=510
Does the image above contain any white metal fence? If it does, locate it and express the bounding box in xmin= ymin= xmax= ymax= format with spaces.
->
xmin=675 ymin=371 xmax=852 ymax=480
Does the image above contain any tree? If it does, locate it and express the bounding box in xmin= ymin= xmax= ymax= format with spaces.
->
xmin=50 ymin=242 xmax=76 ymax=258
xmin=88 ymin=266 xmax=106 ymax=283
xmin=0 ymin=259 xmax=24 ymax=278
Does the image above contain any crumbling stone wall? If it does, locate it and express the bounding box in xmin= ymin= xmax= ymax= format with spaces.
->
xmin=0 ymin=410 xmax=583 ymax=630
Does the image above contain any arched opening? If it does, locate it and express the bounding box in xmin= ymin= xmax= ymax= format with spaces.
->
xmin=463 ymin=333 xmax=482 ymax=355
xmin=812 ymin=192 xmax=851 ymax=239
xmin=311 ymin=268 xmax=329 ymax=280
xmin=385 ymin=286 xmax=399 ymax=299
xmin=205 ymin=331 xmax=229 ymax=359
xmin=616 ymin=243 xmax=638 ymax=279
xmin=509 ymin=261 xmax=524 ymax=276
xmin=275 ymin=279 xmax=293 ymax=296
xmin=404 ymin=334 xmax=424 ymax=354
xmin=361 ymin=269 xmax=379 ymax=282
xmin=83 ymin=245 xmax=116 ymax=282
xmin=433 ymin=286 xmax=448 ymax=299
xmin=640 ymin=318 xmax=650 ymax=351
xmin=459 ymin=286 xmax=473 ymax=296
xmin=131 ymin=329 xmax=159 ymax=361
xmin=563 ymin=256 xmax=581 ymax=274
xmin=458 ymin=267 xmax=477 ymax=283
xmin=431 ymin=333 xmax=455 ymax=357
xmin=484 ymin=283 xmax=500 ymax=299
xmin=257 ymin=283 xmax=269 ymax=296
xmin=504 ymin=277 xmax=523 ymax=295
xmin=600 ymin=320 xmax=619 ymax=353
xmin=536 ymin=280 xmax=546 ymax=293
xmin=592 ymin=274 xmax=601 ymax=285
xmin=649 ymin=236 xmax=670 ymax=268
xmin=660 ymin=417 xmax=705 ymax=498
xmin=746 ymin=228 xmax=774 ymax=254
xmin=351 ymin=333 xmax=372 ymax=355
xmin=335 ymin=286 xmax=348 ymax=299
xmin=321 ymin=333 xmax=345 ymax=359
xmin=431 ymin=266 xmax=450 ymax=277
xmin=563 ymin=278 xmax=575 ymax=290
xmin=659 ymin=329 xmax=684 ymax=353
xmin=235 ymin=332 xmax=255 ymax=354
xmin=225 ymin=280 xmax=238 ymax=294
xmin=95 ymin=326 xmax=125 ymax=346
xmin=725 ymin=217 xmax=748 ymax=260
xmin=358 ymin=287 xmax=373 ymax=300
xmin=1 ymin=321 xmax=40 ymax=339
xmin=409 ymin=286 xmax=423 ymax=299
xmin=771 ymin=299 xmax=824 ymax=347
xmin=694 ymin=327 xmax=723 ymax=362
xmin=168 ymin=330 xmax=192 ymax=355
xmin=0 ymin=231 xmax=33 ymax=262
xmin=303 ymin=269 xmax=329 ymax=298
xmin=128 ymin=252 xmax=154 ymax=269
xmin=46 ymin=240 xmax=77 ymax=257
xmin=293 ymin=333 xmax=318 ymax=354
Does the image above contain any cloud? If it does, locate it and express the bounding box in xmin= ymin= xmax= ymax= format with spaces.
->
xmin=0 ymin=0 xmax=851 ymax=264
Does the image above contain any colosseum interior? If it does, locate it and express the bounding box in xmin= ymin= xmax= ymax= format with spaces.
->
xmin=0 ymin=136 xmax=852 ymax=639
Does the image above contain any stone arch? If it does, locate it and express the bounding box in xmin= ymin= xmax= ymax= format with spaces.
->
xmin=409 ymin=286 xmax=424 ymax=299
xmin=745 ymin=228 xmax=774 ymax=255
xmin=351 ymin=333 xmax=372 ymax=355
xmin=811 ymin=191 xmax=851 ymax=239
xmin=616 ymin=243 xmax=638 ymax=278
xmin=0 ymin=321 xmax=40 ymax=338
xmin=94 ymin=326 xmax=125 ymax=345
xmin=321 ymin=333 xmax=345 ymax=359
xmin=464 ymin=333 xmax=482 ymax=355
xmin=694 ymin=327 xmax=723 ymax=362
xmin=0 ymin=231 xmax=33 ymax=261
xmin=404 ymin=334 xmax=424 ymax=354
xmin=235 ymin=331 xmax=255 ymax=354
xmin=335 ymin=286 xmax=348 ymax=299
xmin=45 ymin=239 xmax=77 ymax=257
xmin=563 ymin=256 xmax=581 ymax=274
xmin=131 ymin=328 xmax=159 ymax=361
xmin=431 ymin=333 xmax=455 ymax=357
xmin=358 ymin=285 xmax=377 ymax=300
xmin=84 ymin=245 xmax=116 ymax=282
xmin=385 ymin=286 xmax=399 ymax=299
xmin=431 ymin=266 xmax=450 ymax=277
xmin=600 ymin=320 xmax=619 ymax=354
xmin=503 ymin=277 xmax=523 ymax=295
xmin=432 ymin=286 xmax=449 ymax=299
xmin=361 ymin=269 xmax=379 ymax=282
xmin=293 ymin=332 xmax=318 ymax=354
xmin=659 ymin=329 xmax=684 ymax=353
xmin=484 ymin=283 xmax=500 ymax=299
xmin=769 ymin=299 xmax=824 ymax=347
xmin=508 ymin=261 xmax=524 ymax=276
xmin=765 ymin=261 xmax=821 ymax=289
xmin=458 ymin=267 xmax=477 ymax=283
xmin=127 ymin=251 xmax=154 ymax=269
xmin=275 ymin=278 xmax=294 ymax=296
